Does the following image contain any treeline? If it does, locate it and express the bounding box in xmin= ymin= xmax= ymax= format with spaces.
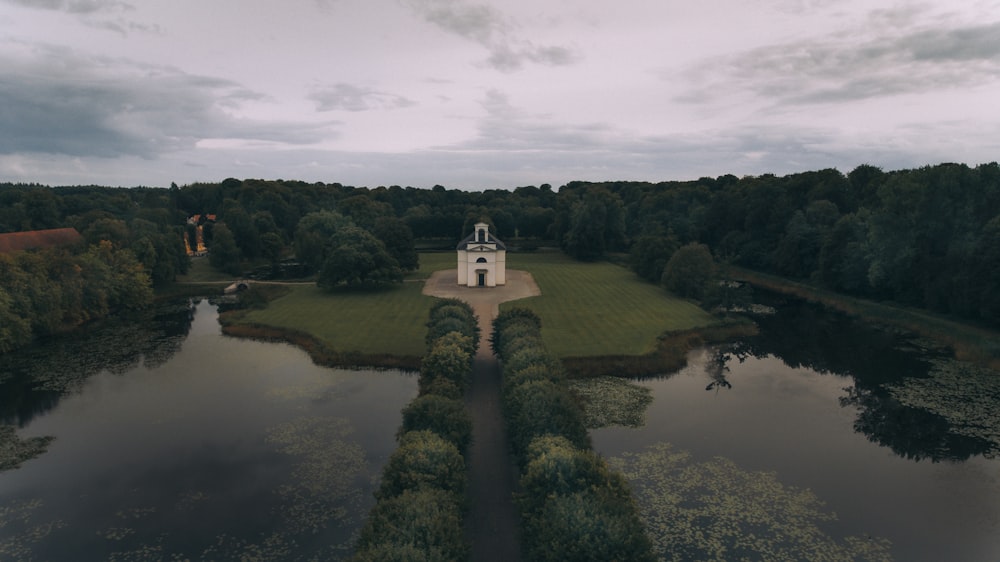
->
xmin=352 ymin=299 xmax=478 ymax=561
xmin=0 ymin=183 xmax=187 ymax=351
xmin=491 ymin=308 xmax=654 ymax=561
xmin=568 ymin=163 xmax=1000 ymax=326
xmin=174 ymin=163 xmax=1000 ymax=327
xmin=5 ymin=160 xmax=999 ymax=325
xmin=0 ymin=184 xmax=190 ymax=285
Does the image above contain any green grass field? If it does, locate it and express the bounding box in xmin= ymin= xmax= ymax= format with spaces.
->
xmin=503 ymin=252 xmax=717 ymax=357
xmin=234 ymin=250 xmax=716 ymax=361
xmin=239 ymin=282 xmax=438 ymax=357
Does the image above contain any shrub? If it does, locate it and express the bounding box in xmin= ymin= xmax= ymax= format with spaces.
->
xmin=428 ymin=299 xmax=479 ymax=350
xmin=432 ymin=330 xmax=476 ymax=359
xmin=491 ymin=308 xmax=542 ymax=353
xmin=353 ymin=488 xmax=468 ymax=562
xmin=524 ymin=489 xmax=654 ymax=562
xmin=430 ymin=302 xmax=479 ymax=333
xmin=494 ymin=322 xmax=543 ymax=356
xmin=377 ymin=430 xmax=466 ymax=501
xmin=419 ymin=376 xmax=463 ymax=400
xmin=426 ymin=317 xmax=475 ymax=351
xmin=504 ymin=380 xmax=589 ymax=462
xmin=519 ymin=436 xmax=610 ymax=515
xmin=399 ymin=395 xmax=473 ymax=456
xmin=502 ymin=363 xmax=564 ymax=402
xmin=420 ymin=338 xmax=472 ymax=393
xmin=503 ymin=345 xmax=559 ymax=376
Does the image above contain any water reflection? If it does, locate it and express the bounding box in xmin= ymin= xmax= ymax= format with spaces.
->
xmin=0 ymin=300 xmax=416 ymax=560
xmin=726 ymin=295 xmax=997 ymax=462
xmin=0 ymin=300 xmax=195 ymax=427
xmin=704 ymin=348 xmax=735 ymax=392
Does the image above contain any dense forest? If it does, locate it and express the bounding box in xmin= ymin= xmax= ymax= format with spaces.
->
xmin=2 ymin=161 xmax=999 ymax=352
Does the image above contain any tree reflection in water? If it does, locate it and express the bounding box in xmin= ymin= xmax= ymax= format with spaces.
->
xmin=719 ymin=292 xmax=998 ymax=462
xmin=0 ymin=299 xmax=196 ymax=427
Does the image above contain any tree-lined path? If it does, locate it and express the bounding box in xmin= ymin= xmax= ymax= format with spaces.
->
xmin=423 ymin=270 xmax=541 ymax=562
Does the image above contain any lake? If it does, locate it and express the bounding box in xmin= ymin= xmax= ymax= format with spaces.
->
xmin=0 ymin=299 xmax=417 ymax=561
xmin=3 ymin=296 xmax=998 ymax=561
xmin=579 ymin=297 xmax=1000 ymax=561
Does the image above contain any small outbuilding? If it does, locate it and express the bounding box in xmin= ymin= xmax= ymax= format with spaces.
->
xmin=456 ymin=222 xmax=506 ymax=287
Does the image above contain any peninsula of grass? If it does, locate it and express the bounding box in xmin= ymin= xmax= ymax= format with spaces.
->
xmin=498 ymin=252 xmax=747 ymax=377
xmin=501 ymin=252 xmax=718 ymax=355
xmin=226 ymin=281 xmax=438 ymax=369
xmin=221 ymin=250 xmax=744 ymax=375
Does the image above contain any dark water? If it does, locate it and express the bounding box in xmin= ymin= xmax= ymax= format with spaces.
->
xmin=0 ymin=300 xmax=417 ymax=561
xmin=586 ymin=298 xmax=1000 ymax=562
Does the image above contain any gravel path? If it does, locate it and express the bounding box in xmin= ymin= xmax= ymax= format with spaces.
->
xmin=423 ymin=270 xmax=540 ymax=562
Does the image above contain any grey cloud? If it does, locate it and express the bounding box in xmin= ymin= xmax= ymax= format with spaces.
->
xmin=403 ymin=0 xmax=579 ymax=72
xmin=0 ymin=43 xmax=335 ymax=158
xmin=6 ymin=119 xmax=996 ymax=190
xmin=676 ymin=20 xmax=1000 ymax=106
xmin=428 ymin=89 xmax=990 ymax=186
xmin=902 ymin=23 xmax=1000 ymax=61
xmin=4 ymin=0 xmax=161 ymax=37
xmin=442 ymin=89 xmax=622 ymax=154
xmin=3 ymin=0 xmax=130 ymax=14
xmin=309 ymin=83 xmax=416 ymax=112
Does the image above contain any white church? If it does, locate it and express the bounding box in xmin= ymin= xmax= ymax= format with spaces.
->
xmin=456 ymin=222 xmax=506 ymax=287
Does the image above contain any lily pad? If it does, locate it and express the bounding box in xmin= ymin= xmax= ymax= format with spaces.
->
xmin=886 ymin=359 xmax=1000 ymax=458
xmin=611 ymin=443 xmax=894 ymax=561
xmin=568 ymin=377 xmax=653 ymax=429
xmin=0 ymin=425 xmax=55 ymax=472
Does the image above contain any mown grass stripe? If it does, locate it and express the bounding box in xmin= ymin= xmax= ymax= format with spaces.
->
xmin=236 ymin=251 xmax=716 ymax=361
xmin=503 ymin=252 xmax=716 ymax=357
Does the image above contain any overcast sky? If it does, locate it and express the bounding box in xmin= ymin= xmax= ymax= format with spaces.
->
xmin=2 ymin=0 xmax=999 ymax=189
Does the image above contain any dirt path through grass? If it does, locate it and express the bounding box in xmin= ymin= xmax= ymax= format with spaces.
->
xmin=423 ymin=270 xmax=540 ymax=562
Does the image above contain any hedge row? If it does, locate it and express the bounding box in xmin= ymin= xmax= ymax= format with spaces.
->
xmin=352 ymin=299 xmax=479 ymax=561
xmin=492 ymin=308 xmax=655 ymax=562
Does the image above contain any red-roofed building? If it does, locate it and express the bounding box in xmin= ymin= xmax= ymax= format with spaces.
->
xmin=0 ymin=228 xmax=84 ymax=254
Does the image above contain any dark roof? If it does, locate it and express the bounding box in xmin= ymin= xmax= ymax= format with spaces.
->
xmin=456 ymin=230 xmax=506 ymax=251
xmin=0 ymin=228 xmax=84 ymax=254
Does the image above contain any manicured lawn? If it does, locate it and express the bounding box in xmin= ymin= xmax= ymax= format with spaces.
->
xmin=413 ymin=252 xmax=455 ymax=279
xmin=236 ymin=250 xmax=716 ymax=361
xmin=503 ymin=252 xmax=717 ymax=357
xmin=240 ymin=282 xmax=438 ymax=357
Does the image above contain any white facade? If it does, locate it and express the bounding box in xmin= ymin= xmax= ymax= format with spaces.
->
xmin=456 ymin=222 xmax=506 ymax=287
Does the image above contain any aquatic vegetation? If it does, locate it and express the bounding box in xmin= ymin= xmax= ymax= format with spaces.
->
xmin=173 ymin=491 xmax=209 ymax=512
xmin=265 ymin=415 xmax=368 ymax=535
xmin=611 ymin=443 xmax=894 ymax=562
xmin=887 ymin=359 xmax=1000 ymax=458
xmin=115 ymin=507 xmax=156 ymax=521
xmin=266 ymin=377 xmax=343 ymax=403
xmin=0 ymin=425 xmax=54 ymax=472
xmin=569 ymin=377 xmax=653 ymax=429
xmin=0 ymin=499 xmax=65 ymax=561
xmin=198 ymin=532 xmax=295 ymax=562
xmin=98 ymin=527 xmax=135 ymax=541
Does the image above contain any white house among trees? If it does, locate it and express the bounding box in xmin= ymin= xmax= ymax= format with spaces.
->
xmin=456 ymin=222 xmax=506 ymax=287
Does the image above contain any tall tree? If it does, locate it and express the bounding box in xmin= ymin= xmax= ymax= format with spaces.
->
xmin=293 ymin=210 xmax=350 ymax=272
xmin=373 ymin=216 xmax=419 ymax=272
xmin=318 ymin=226 xmax=403 ymax=289
xmin=562 ymin=187 xmax=626 ymax=261
xmin=209 ymin=224 xmax=242 ymax=275
xmin=661 ymin=243 xmax=716 ymax=300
